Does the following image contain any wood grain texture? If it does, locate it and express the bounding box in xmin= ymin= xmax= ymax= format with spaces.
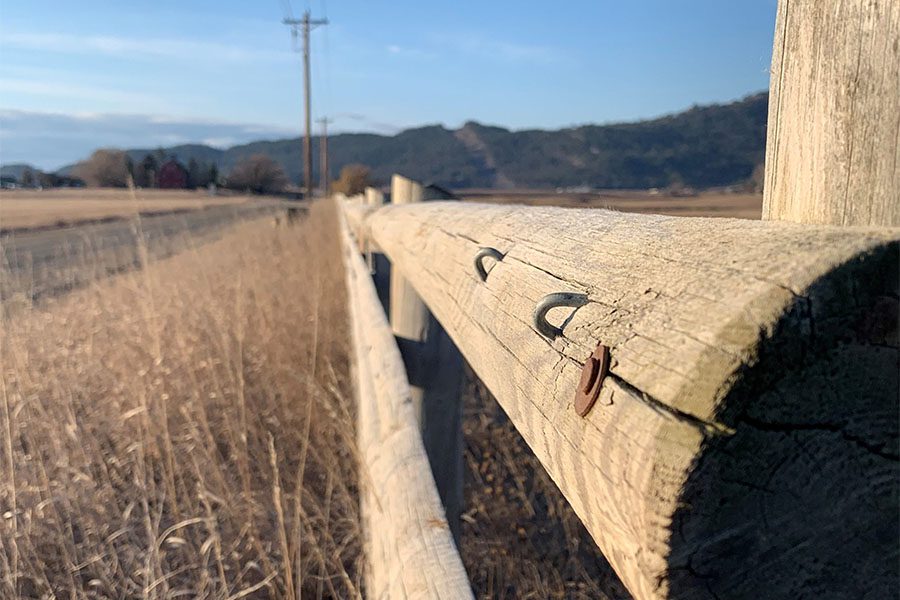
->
xmin=764 ymin=0 xmax=900 ymax=226
xmin=339 ymin=209 xmax=472 ymax=600
xmin=363 ymin=201 xmax=899 ymax=599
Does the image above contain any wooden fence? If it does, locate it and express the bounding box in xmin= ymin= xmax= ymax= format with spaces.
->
xmin=340 ymin=207 xmax=472 ymax=599
xmin=338 ymin=2 xmax=899 ymax=598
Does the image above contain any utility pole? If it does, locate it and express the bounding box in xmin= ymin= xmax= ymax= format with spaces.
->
xmin=283 ymin=11 xmax=327 ymax=199
xmin=316 ymin=116 xmax=333 ymax=197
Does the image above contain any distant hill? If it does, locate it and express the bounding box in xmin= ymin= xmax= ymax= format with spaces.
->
xmin=50 ymin=92 xmax=769 ymax=190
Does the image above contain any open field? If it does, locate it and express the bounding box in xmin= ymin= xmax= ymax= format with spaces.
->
xmin=1 ymin=202 xmax=288 ymax=304
xmin=460 ymin=189 xmax=763 ymax=219
xmin=0 ymin=189 xmax=260 ymax=231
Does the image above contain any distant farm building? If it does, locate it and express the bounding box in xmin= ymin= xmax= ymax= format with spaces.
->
xmin=158 ymin=159 xmax=188 ymax=189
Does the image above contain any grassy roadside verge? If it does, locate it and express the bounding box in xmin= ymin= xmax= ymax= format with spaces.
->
xmin=1 ymin=202 xmax=362 ymax=598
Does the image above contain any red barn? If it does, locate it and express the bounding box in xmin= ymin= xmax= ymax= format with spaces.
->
xmin=158 ymin=159 xmax=188 ymax=189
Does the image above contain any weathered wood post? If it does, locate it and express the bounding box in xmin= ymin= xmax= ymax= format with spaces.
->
xmin=364 ymin=186 xmax=384 ymax=206
xmin=389 ymin=174 xmax=465 ymax=542
xmin=764 ymin=0 xmax=900 ymax=226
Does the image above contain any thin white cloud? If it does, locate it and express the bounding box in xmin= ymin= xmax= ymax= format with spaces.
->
xmin=201 ymin=137 xmax=239 ymax=148
xmin=386 ymin=44 xmax=435 ymax=60
xmin=0 ymin=78 xmax=156 ymax=105
xmin=68 ymin=112 xmax=110 ymax=121
xmin=0 ymin=108 xmax=296 ymax=136
xmin=332 ymin=112 xmax=403 ymax=134
xmin=157 ymin=133 xmax=188 ymax=144
xmin=430 ymin=32 xmax=560 ymax=64
xmin=2 ymin=31 xmax=293 ymax=64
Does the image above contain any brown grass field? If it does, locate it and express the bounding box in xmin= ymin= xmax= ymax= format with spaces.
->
xmin=0 ymin=197 xmax=647 ymax=598
xmin=461 ymin=189 xmax=763 ymax=219
xmin=1 ymin=204 xmax=362 ymax=598
xmin=0 ymin=189 xmax=257 ymax=231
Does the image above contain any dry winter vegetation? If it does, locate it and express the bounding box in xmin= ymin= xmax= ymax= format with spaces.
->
xmin=0 ymin=189 xmax=254 ymax=231
xmin=1 ymin=199 xmax=628 ymax=599
xmin=1 ymin=204 xmax=362 ymax=598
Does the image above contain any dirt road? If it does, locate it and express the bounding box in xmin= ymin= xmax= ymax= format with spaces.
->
xmin=1 ymin=201 xmax=297 ymax=304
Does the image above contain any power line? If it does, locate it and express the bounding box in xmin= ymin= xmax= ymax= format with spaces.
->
xmin=283 ymin=11 xmax=328 ymax=198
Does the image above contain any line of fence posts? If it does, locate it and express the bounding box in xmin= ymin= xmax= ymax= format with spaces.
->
xmin=362 ymin=178 xmax=465 ymax=543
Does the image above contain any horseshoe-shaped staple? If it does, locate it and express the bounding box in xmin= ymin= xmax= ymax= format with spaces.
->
xmin=532 ymin=292 xmax=589 ymax=339
xmin=474 ymin=247 xmax=505 ymax=282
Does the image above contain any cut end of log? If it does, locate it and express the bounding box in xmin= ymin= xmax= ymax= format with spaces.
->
xmin=666 ymin=241 xmax=899 ymax=599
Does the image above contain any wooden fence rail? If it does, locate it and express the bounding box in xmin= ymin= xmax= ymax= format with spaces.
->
xmin=337 ymin=2 xmax=898 ymax=597
xmin=348 ymin=200 xmax=898 ymax=600
xmin=339 ymin=210 xmax=472 ymax=600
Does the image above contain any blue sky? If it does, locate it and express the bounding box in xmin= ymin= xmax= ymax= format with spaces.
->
xmin=0 ymin=0 xmax=777 ymax=169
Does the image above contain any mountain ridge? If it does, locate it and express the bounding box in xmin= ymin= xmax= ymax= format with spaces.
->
xmin=6 ymin=92 xmax=768 ymax=190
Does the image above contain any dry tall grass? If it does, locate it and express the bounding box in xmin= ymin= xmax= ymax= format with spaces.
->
xmin=0 ymin=202 xmax=362 ymax=598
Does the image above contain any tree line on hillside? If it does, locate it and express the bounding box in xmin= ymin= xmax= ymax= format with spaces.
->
xmin=127 ymin=150 xmax=219 ymax=189
xmin=71 ymin=149 xmax=268 ymax=193
xmin=71 ymin=149 xmax=220 ymax=190
xmin=68 ymin=148 xmax=372 ymax=196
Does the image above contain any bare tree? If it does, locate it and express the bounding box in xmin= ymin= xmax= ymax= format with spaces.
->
xmin=226 ymin=155 xmax=287 ymax=194
xmin=73 ymin=149 xmax=130 ymax=187
xmin=331 ymin=164 xmax=371 ymax=196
